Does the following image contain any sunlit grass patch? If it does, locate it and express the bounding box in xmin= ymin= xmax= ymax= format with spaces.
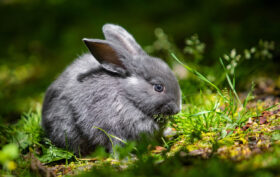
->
xmin=165 ymin=53 xmax=280 ymax=160
xmin=170 ymin=53 xmax=254 ymax=133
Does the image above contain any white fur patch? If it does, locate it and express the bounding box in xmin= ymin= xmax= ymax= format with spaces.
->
xmin=179 ymin=90 xmax=182 ymax=111
xmin=179 ymin=98 xmax=182 ymax=111
xmin=127 ymin=76 xmax=139 ymax=85
xmin=115 ymin=101 xmax=124 ymax=112
xmin=163 ymin=127 xmax=177 ymax=137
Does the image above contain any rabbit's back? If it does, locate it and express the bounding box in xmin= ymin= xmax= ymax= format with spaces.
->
xmin=42 ymin=54 xmax=103 ymax=153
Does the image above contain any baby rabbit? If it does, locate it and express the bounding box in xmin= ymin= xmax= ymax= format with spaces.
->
xmin=42 ymin=24 xmax=181 ymax=155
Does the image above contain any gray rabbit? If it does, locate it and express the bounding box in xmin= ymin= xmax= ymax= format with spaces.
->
xmin=42 ymin=24 xmax=181 ymax=155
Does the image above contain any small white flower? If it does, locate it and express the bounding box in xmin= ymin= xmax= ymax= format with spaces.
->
xmin=250 ymin=47 xmax=256 ymax=53
xmin=230 ymin=49 xmax=236 ymax=58
xmin=224 ymin=54 xmax=230 ymax=61
xmin=227 ymin=65 xmax=231 ymax=70
xmin=236 ymin=55 xmax=241 ymax=61
xmin=244 ymin=49 xmax=251 ymax=59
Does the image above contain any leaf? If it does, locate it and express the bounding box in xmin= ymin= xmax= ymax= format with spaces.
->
xmin=221 ymin=129 xmax=228 ymax=138
xmin=188 ymin=111 xmax=212 ymax=117
xmin=271 ymin=131 xmax=280 ymax=141
xmin=219 ymin=58 xmax=242 ymax=105
xmin=0 ymin=143 xmax=19 ymax=163
xmin=151 ymin=146 xmax=167 ymax=154
xmin=38 ymin=146 xmax=74 ymax=164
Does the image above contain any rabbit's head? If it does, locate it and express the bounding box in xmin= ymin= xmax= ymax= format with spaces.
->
xmin=83 ymin=24 xmax=181 ymax=118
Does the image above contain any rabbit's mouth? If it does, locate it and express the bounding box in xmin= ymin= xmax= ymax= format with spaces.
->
xmin=152 ymin=114 xmax=174 ymax=124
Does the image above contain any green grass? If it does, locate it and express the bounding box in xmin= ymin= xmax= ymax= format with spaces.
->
xmin=170 ymin=53 xmax=256 ymax=142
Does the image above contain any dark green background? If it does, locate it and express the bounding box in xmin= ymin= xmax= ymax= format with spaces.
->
xmin=1 ymin=0 xmax=280 ymax=121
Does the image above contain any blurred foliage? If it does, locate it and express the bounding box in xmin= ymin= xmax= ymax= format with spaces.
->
xmin=184 ymin=34 xmax=206 ymax=63
xmin=0 ymin=143 xmax=19 ymax=171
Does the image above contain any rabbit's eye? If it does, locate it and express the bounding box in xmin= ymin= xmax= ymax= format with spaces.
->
xmin=154 ymin=84 xmax=164 ymax=92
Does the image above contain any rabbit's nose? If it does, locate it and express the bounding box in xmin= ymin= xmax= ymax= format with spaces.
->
xmin=161 ymin=102 xmax=180 ymax=115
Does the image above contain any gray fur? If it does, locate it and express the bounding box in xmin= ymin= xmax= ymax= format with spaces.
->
xmin=102 ymin=24 xmax=145 ymax=55
xmin=42 ymin=24 xmax=181 ymax=155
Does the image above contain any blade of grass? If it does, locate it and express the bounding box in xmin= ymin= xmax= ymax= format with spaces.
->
xmin=219 ymin=58 xmax=242 ymax=105
xmin=188 ymin=111 xmax=212 ymax=117
xmin=93 ymin=126 xmax=127 ymax=157
xmin=93 ymin=126 xmax=115 ymax=156
xmin=243 ymin=82 xmax=255 ymax=108
xmin=171 ymin=53 xmax=227 ymax=101
xmin=263 ymin=103 xmax=280 ymax=111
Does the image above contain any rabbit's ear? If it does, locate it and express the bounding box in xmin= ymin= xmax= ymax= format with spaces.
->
xmin=102 ymin=24 xmax=146 ymax=56
xmin=83 ymin=38 xmax=128 ymax=76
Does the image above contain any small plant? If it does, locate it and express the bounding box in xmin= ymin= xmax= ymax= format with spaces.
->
xmin=145 ymin=28 xmax=174 ymax=54
xmin=184 ymin=34 xmax=206 ymax=63
xmin=38 ymin=139 xmax=75 ymax=164
xmin=4 ymin=108 xmax=77 ymax=166
xmin=223 ymin=49 xmax=241 ymax=75
xmin=244 ymin=40 xmax=275 ymax=60
xmin=12 ymin=109 xmax=43 ymax=150
xmin=145 ymin=28 xmax=183 ymax=66
xmin=223 ymin=40 xmax=275 ymax=75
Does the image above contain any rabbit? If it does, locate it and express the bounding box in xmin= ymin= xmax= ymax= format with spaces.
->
xmin=41 ymin=24 xmax=181 ymax=155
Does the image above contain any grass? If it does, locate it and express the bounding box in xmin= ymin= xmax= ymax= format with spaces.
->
xmin=170 ymin=53 xmax=256 ymax=141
